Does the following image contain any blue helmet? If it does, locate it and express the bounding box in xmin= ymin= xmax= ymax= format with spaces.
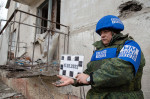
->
xmin=96 ymin=15 xmax=124 ymax=34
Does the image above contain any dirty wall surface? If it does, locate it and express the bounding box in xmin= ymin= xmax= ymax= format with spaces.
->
xmin=0 ymin=78 xmax=25 ymax=99
xmin=61 ymin=0 xmax=150 ymax=99
xmin=0 ymin=0 xmax=150 ymax=99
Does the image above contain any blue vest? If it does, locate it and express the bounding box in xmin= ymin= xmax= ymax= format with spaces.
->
xmin=91 ymin=40 xmax=141 ymax=74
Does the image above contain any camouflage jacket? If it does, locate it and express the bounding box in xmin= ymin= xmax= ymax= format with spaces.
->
xmin=73 ymin=33 xmax=145 ymax=99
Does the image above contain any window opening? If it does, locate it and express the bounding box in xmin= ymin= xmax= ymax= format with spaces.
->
xmin=56 ymin=0 xmax=61 ymax=29
xmin=41 ymin=3 xmax=48 ymax=33
xmin=37 ymin=0 xmax=61 ymax=33
xmin=37 ymin=1 xmax=49 ymax=34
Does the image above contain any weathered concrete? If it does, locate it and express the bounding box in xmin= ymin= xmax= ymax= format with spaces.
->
xmin=122 ymin=9 xmax=150 ymax=99
xmin=13 ymin=0 xmax=40 ymax=6
xmin=0 ymin=0 xmax=150 ymax=98
xmin=0 ymin=69 xmax=80 ymax=99
xmin=62 ymin=0 xmax=150 ymax=98
xmin=0 ymin=79 xmax=25 ymax=99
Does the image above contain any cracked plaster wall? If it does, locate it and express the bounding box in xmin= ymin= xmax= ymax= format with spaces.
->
xmin=1 ymin=0 xmax=150 ymax=98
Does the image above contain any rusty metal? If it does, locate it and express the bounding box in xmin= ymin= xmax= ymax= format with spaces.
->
xmin=0 ymin=20 xmax=68 ymax=35
xmin=0 ymin=9 xmax=18 ymax=35
xmin=57 ymin=34 xmax=60 ymax=60
xmin=67 ymin=26 xmax=70 ymax=54
xmin=14 ymin=12 xmax=22 ymax=64
xmin=47 ymin=30 xmax=51 ymax=68
xmin=63 ymin=34 xmax=66 ymax=54
xmin=17 ymin=9 xmax=68 ymax=27
xmin=31 ymin=13 xmax=38 ymax=66
xmin=9 ymin=41 xmax=27 ymax=48
xmin=7 ymin=10 xmax=17 ymax=65
xmin=7 ymin=23 xmax=12 ymax=65
xmin=0 ymin=9 xmax=69 ymax=35
xmin=0 ymin=9 xmax=70 ymax=68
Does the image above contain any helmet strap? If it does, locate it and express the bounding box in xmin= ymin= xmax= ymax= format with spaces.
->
xmin=111 ymin=31 xmax=116 ymax=36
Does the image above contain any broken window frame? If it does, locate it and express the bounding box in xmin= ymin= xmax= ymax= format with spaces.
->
xmin=37 ymin=0 xmax=52 ymax=34
xmin=36 ymin=0 xmax=61 ymax=34
xmin=56 ymin=0 xmax=61 ymax=30
xmin=0 ymin=9 xmax=69 ymax=68
xmin=36 ymin=0 xmax=61 ymax=61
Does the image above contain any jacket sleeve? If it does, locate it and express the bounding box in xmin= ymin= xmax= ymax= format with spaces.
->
xmin=72 ymin=79 xmax=87 ymax=87
xmin=90 ymin=58 xmax=134 ymax=87
xmin=72 ymin=62 xmax=92 ymax=87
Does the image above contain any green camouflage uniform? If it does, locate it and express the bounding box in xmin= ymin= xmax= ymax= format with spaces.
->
xmin=73 ymin=33 xmax=145 ymax=99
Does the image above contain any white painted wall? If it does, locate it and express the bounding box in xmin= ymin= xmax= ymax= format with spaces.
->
xmin=61 ymin=0 xmax=150 ymax=98
xmin=0 ymin=26 xmax=10 ymax=65
xmin=0 ymin=0 xmax=150 ymax=98
xmin=123 ymin=12 xmax=150 ymax=99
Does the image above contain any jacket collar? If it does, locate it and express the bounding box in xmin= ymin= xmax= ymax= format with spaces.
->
xmin=93 ymin=33 xmax=129 ymax=49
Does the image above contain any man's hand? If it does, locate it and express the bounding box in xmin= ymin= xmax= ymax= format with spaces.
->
xmin=76 ymin=73 xmax=89 ymax=84
xmin=53 ymin=75 xmax=74 ymax=87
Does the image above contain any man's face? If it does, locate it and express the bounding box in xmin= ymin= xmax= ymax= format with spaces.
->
xmin=100 ymin=30 xmax=112 ymax=46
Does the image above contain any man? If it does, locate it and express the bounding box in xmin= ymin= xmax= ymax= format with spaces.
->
xmin=53 ymin=15 xmax=145 ymax=99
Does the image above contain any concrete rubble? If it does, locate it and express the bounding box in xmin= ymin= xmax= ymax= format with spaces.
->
xmin=0 ymin=79 xmax=26 ymax=99
xmin=0 ymin=60 xmax=59 ymax=78
xmin=0 ymin=0 xmax=150 ymax=98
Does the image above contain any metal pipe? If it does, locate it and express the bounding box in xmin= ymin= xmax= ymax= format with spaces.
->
xmin=0 ymin=9 xmax=18 ymax=34
xmin=67 ymin=26 xmax=70 ymax=54
xmin=11 ymin=41 xmax=27 ymax=44
xmin=0 ymin=8 xmax=70 ymax=67
xmin=15 ymin=21 xmax=68 ymax=35
xmin=7 ymin=24 xmax=12 ymax=65
xmin=47 ymin=30 xmax=51 ymax=69
xmin=8 ymin=11 xmax=17 ymax=65
xmin=25 ymin=42 xmax=27 ymax=53
xmin=17 ymin=9 xmax=68 ymax=27
xmin=0 ymin=20 xmax=1 ymax=31
xmin=0 ymin=9 xmax=68 ymax=35
xmin=9 ymin=41 xmax=27 ymax=48
xmin=31 ymin=15 xmax=38 ymax=66
xmin=57 ymin=34 xmax=60 ymax=60
xmin=14 ymin=11 xmax=22 ymax=64
xmin=10 ymin=45 xmax=27 ymax=48
xmin=63 ymin=34 xmax=66 ymax=54
xmin=1 ymin=20 xmax=68 ymax=35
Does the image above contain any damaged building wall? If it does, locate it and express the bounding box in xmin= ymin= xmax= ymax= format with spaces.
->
xmin=0 ymin=0 xmax=150 ymax=99
xmin=118 ymin=1 xmax=150 ymax=98
xmin=61 ymin=0 xmax=150 ymax=99
xmin=123 ymin=13 xmax=150 ymax=99
xmin=0 ymin=0 xmax=73 ymax=99
xmin=2 ymin=0 xmax=59 ymax=63
xmin=0 ymin=25 xmax=10 ymax=65
xmin=0 ymin=69 xmax=78 ymax=99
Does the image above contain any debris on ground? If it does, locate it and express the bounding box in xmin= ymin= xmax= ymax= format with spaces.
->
xmin=0 ymin=60 xmax=60 ymax=78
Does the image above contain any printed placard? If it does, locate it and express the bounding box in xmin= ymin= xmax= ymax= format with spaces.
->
xmin=59 ymin=55 xmax=84 ymax=78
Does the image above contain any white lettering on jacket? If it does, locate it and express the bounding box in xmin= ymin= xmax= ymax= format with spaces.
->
xmin=118 ymin=45 xmax=139 ymax=61
xmin=96 ymin=50 xmax=107 ymax=58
